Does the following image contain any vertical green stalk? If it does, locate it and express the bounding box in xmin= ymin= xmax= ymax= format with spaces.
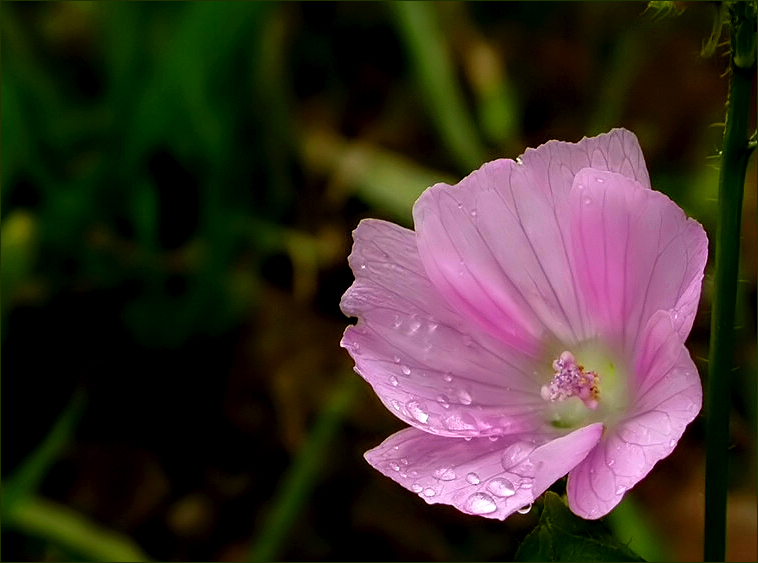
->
xmin=704 ymin=3 xmax=756 ymax=561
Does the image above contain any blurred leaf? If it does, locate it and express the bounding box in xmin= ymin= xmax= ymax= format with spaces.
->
xmin=2 ymin=389 xmax=86 ymax=523
xmin=0 ymin=210 xmax=38 ymax=321
xmin=515 ymin=492 xmax=645 ymax=562
xmin=607 ymin=495 xmax=669 ymax=562
xmin=391 ymin=2 xmax=487 ymax=172
xmin=6 ymin=495 xmax=150 ymax=562
xmin=247 ymin=375 xmax=361 ymax=562
xmin=301 ymin=129 xmax=456 ymax=225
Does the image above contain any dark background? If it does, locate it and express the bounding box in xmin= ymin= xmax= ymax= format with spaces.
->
xmin=2 ymin=2 xmax=755 ymax=561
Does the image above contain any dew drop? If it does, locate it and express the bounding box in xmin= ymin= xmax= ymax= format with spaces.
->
xmin=423 ymin=488 xmax=436 ymax=497
xmin=488 ymin=435 xmax=499 ymax=442
xmin=576 ymin=183 xmax=585 ymax=191
xmin=615 ymin=486 xmax=626 ymax=495
xmin=436 ymin=394 xmax=450 ymax=409
xmin=389 ymin=376 xmax=399 ymax=387
xmin=411 ymin=484 xmax=423 ymax=493
xmin=443 ymin=372 xmax=453 ymax=383
xmin=517 ymin=503 xmax=533 ymax=514
xmin=463 ymin=335 xmax=474 ymax=347
xmin=595 ymin=176 xmax=605 ymax=183
xmin=392 ymin=315 xmax=402 ymax=328
xmin=607 ymin=458 xmax=615 ymax=466
xmin=427 ymin=322 xmax=439 ymax=333
xmin=668 ymin=439 xmax=676 ymax=448
xmin=400 ymin=458 xmax=408 ymax=465
xmin=406 ymin=400 xmax=430 ymax=424
xmin=457 ymin=389 xmax=473 ymax=405
xmin=466 ymin=472 xmax=481 ymax=485
xmin=393 ymin=356 xmax=401 ymax=364
xmin=583 ymin=196 xmax=593 ymax=206
xmin=434 ymin=467 xmax=457 ymax=481
xmin=470 ymin=209 xmax=477 ymax=217
xmin=389 ymin=462 xmax=400 ymax=472
xmin=466 ymin=492 xmax=497 ymax=515
xmin=401 ymin=365 xmax=411 ymax=376
xmin=407 ymin=320 xmax=422 ymax=335
xmin=487 ymin=477 xmax=516 ymax=497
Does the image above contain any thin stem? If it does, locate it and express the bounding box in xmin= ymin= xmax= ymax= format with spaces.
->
xmin=704 ymin=3 xmax=756 ymax=561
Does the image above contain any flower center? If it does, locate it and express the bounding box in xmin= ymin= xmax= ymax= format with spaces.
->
xmin=541 ymin=351 xmax=600 ymax=410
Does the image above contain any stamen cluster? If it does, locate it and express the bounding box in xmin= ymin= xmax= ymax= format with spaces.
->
xmin=541 ymin=351 xmax=600 ymax=410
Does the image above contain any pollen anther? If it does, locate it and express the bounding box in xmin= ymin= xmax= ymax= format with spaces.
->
xmin=541 ymin=351 xmax=600 ymax=410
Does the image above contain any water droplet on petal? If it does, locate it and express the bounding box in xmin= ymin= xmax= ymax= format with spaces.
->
xmin=607 ymin=458 xmax=615 ymax=466
xmin=466 ymin=472 xmax=480 ymax=485
xmin=401 ymin=365 xmax=411 ymax=376
xmin=517 ymin=503 xmax=532 ymax=514
xmin=400 ymin=458 xmax=408 ymax=465
xmin=436 ymin=394 xmax=450 ymax=409
xmin=406 ymin=401 xmax=429 ymax=424
xmin=576 ymin=183 xmax=585 ymax=191
xmin=583 ymin=196 xmax=593 ymax=205
xmin=443 ymin=372 xmax=453 ymax=383
xmin=389 ymin=376 xmax=399 ymax=387
xmin=423 ymin=488 xmax=436 ymax=497
xmin=470 ymin=209 xmax=477 ymax=217
xmin=434 ymin=467 xmax=457 ymax=481
xmin=668 ymin=439 xmax=676 ymax=448
xmin=466 ymin=492 xmax=497 ymax=515
xmin=488 ymin=435 xmax=499 ymax=442
xmin=457 ymin=389 xmax=472 ymax=405
xmin=407 ymin=320 xmax=421 ymax=335
xmin=487 ymin=477 xmax=516 ymax=497
xmin=615 ymin=486 xmax=626 ymax=495
xmin=595 ymin=176 xmax=605 ymax=183
xmin=393 ymin=356 xmax=401 ymax=364
xmin=411 ymin=484 xmax=423 ymax=493
xmin=389 ymin=462 xmax=400 ymax=472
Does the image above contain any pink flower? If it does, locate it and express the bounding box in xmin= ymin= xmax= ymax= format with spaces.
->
xmin=340 ymin=129 xmax=707 ymax=520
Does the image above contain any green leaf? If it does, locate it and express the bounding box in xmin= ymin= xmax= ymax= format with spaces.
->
xmin=515 ymin=492 xmax=645 ymax=562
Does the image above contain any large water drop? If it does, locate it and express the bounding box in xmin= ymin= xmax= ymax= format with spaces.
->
xmin=465 ymin=492 xmax=497 ymax=515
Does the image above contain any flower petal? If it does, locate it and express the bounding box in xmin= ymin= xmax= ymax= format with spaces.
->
xmin=365 ymin=423 xmax=603 ymax=520
xmin=566 ymin=311 xmax=702 ymax=519
xmin=411 ymin=129 xmax=652 ymax=350
xmin=520 ymin=128 xmax=651 ymax=196
xmin=413 ymin=159 xmax=590 ymax=348
xmin=341 ymin=219 xmax=545 ymax=437
xmin=567 ymin=168 xmax=707 ymax=352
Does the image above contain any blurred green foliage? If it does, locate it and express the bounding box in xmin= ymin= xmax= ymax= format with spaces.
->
xmin=1 ymin=2 xmax=755 ymax=562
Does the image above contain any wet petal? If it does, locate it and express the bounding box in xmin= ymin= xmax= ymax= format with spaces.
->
xmin=566 ymin=311 xmax=702 ymax=519
xmin=567 ymin=168 xmax=707 ymax=352
xmin=365 ymin=423 xmax=603 ymax=520
xmin=341 ymin=219 xmax=545 ymax=437
xmin=414 ymin=159 xmax=589 ymax=348
xmin=520 ymin=128 xmax=651 ymax=199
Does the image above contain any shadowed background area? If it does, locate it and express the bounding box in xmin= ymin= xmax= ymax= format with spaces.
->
xmin=1 ymin=2 xmax=755 ymax=561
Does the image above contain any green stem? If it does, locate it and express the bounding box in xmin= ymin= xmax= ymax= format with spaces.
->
xmin=704 ymin=3 xmax=756 ymax=561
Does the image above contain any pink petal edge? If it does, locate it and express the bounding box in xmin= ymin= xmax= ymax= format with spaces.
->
xmin=366 ymin=423 xmax=603 ymax=520
xmin=567 ymin=310 xmax=702 ymax=519
xmin=340 ymin=219 xmax=545 ymax=437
